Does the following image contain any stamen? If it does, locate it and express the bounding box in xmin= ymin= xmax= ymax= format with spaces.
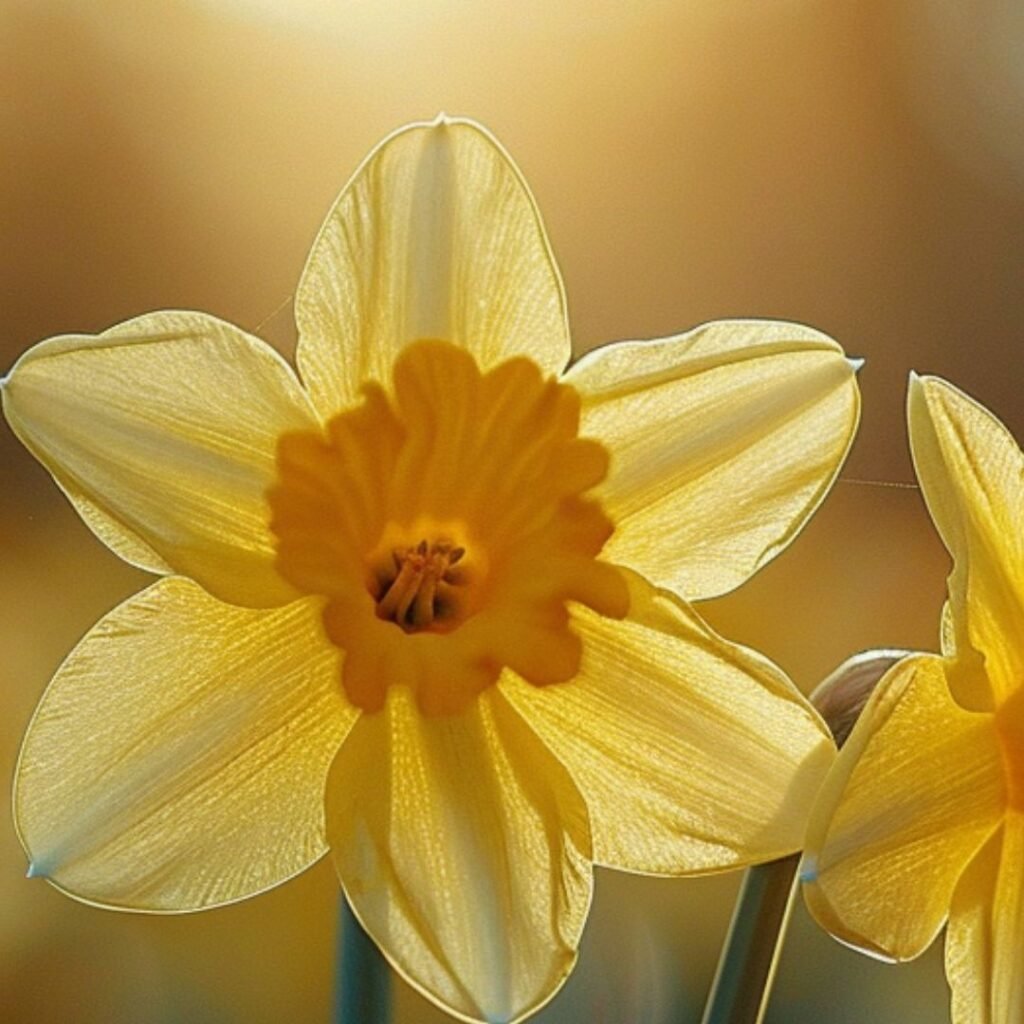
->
xmin=374 ymin=538 xmax=468 ymax=631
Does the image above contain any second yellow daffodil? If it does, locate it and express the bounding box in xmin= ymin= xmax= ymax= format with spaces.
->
xmin=804 ymin=375 xmax=1023 ymax=1024
xmin=4 ymin=116 xmax=859 ymax=1023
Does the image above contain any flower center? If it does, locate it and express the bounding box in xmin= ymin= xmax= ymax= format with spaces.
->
xmin=268 ymin=339 xmax=628 ymax=716
xmin=370 ymin=536 xmax=468 ymax=632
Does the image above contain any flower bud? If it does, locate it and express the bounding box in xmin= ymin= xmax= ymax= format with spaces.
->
xmin=811 ymin=650 xmax=910 ymax=748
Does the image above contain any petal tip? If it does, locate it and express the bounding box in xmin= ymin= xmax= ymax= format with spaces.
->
xmin=907 ymin=369 xmax=925 ymax=394
xmin=906 ymin=372 xmax=950 ymax=423
xmin=907 ymin=370 xmax=948 ymax=396
xmin=798 ymin=855 xmax=818 ymax=884
xmin=847 ymin=356 xmax=865 ymax=374
xmin=906 ymin=371 xmax=928 ymax=415
xmin=25 ymin=859 xmax=48 ymax=879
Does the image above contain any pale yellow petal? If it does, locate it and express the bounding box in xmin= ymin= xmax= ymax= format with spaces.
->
xmin=909 ymin=375 xmax=1024 ymax=709
xmin=946 ymin=813 xmax=1024 ymax=1024
xmin=14 ymin=578 xmax=354 ymax=911
xmin=295 ymin=116 xmax=570 ymax=417
xmin=503 ymin=569 xmax=836 ymax=874
xmin=802 ymin=654 xmax=1005 ymax=961
xmin=326 ymin=687 xmax=591 ymax=1024
xmin=2 ymin=311 xmax=318 ymax=607
xmin=568 ymin=320 xmax=859 ymax=600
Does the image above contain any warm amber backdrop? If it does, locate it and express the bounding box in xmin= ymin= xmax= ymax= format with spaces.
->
xmin=3 ymin=1 xmax=1022 ymax=1021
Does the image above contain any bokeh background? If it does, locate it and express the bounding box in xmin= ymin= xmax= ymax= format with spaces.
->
xmin=2 ymin=0 xmax=1022 ymax=1021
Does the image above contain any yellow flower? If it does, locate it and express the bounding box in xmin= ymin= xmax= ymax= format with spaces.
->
xmin=4 ymin=116 xmax=859 ymax=1023
xmin=803 ymin=376 xmax=1023 ymax=1024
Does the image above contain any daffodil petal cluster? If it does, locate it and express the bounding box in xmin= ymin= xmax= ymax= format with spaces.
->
xmin=803 ymin=376 xmax=1024 ymax=1024
xmin=4 ymin=116 xmax=860 ymax=1024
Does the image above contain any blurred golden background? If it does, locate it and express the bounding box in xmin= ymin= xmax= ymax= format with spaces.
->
xmin=2 ymin=0 xmax=1022 ymax=1021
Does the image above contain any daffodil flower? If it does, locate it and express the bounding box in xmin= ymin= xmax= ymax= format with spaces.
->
xmin=803 ymin=376 xmax=1023 ymax=1024
xmin=4 ymin=117 xmax=859 ymax=1024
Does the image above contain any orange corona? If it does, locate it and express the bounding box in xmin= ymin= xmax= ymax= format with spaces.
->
xmin=268 ymin=339 xmax=628 ymax=715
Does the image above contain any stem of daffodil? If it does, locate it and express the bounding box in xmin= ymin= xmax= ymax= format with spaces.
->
xmin=699 ymin=650 xmax=906 ymax=1024
xmin=699 ymin=852 xmax=801 ymax=1024
xmin=336 ymin=896 xmax=391 ymax=1024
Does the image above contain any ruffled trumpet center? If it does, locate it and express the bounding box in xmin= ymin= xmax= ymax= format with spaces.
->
xmin=268 ymin=339 xmax=628 ymax=715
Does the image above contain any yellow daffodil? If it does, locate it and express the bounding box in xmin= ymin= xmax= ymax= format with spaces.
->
xmin=803 ymin=375 xmax=1023 ymax=1024
xmin=4 ymin=116 xmax=860 ymax=1024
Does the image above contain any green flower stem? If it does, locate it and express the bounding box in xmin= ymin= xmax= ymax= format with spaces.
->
xmin=337 ymin=895 xmax=392 ymax=1024
xmin=698 ymin=852 xmax=801 ymax=1024
xmin=700 ymin=651 xmax=903 ymax=1024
